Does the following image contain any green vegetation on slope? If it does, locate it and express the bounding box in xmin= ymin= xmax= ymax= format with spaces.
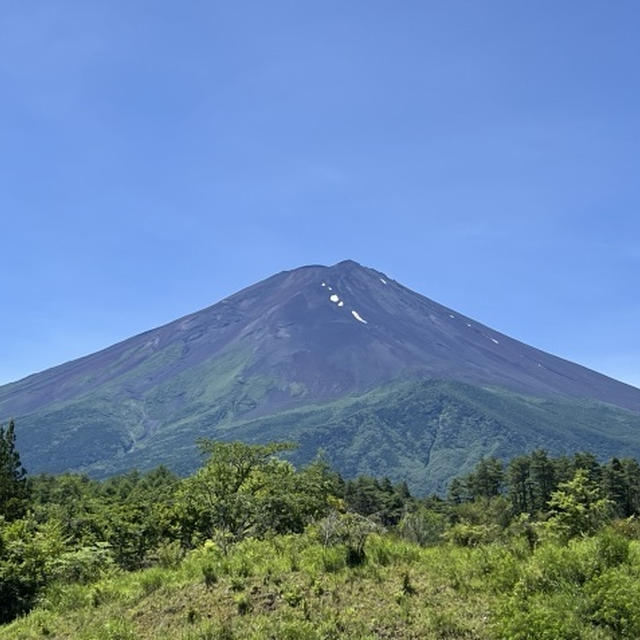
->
xmin=223 ymin=380 xmax=640 ymax=494
xmin=17 ymin=377 xmax=640 ymax=496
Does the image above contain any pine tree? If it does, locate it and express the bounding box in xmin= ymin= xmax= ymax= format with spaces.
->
xmin=528 ymin=449 xmax=556 ymax=512
xmin=468 ymin=457 xmax=504 ymax=499
xmin=621 ymin=458 xmax=640 ymax=515
xmin=507 ymin=455 xmax=532 ymax=514
xmin=602 ymin=457 xmax=631 ymax=517
xmin=0 ymin=419 xmax=29 ymax=520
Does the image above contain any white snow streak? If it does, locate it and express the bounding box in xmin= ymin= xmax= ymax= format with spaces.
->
xmin=338 ymin=301 xmax=344 ymax=307
xmin=491 ymin=338 xmax=499 ymax=344
xmin=449 ymin=314 xmax=455 ymax=319
xmin=352 ymin=310 xmax=368 ymax=324
xmin=329 ymin=294 xmax=340 ymax=303
xmin=380 ymin=278 xmax=387 ymax=284
xmin=321 ymin=282 xmax=326 ymax=287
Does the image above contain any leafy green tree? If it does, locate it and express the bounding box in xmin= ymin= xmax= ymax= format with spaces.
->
xmin=545 ymin=469 xmax=612 ymax=539
xmin=249 ymin=454 xmax=340 ymax=536
xmin=177 ymin=441 xmax=297 ymax=546
xmin=0 ymin=420 xmax=29 ymax=521
xmin=0 ymin=514 xmax=66 ymax=623
xmin=398 ymin=506 xmax=447 ymax=545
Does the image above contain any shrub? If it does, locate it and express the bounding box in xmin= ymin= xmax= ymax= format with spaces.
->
xmin=234 ymin=593 xmax=252 ymax=615
xmin=314 ymin=512 xmax=381 ymax=566
xmin=321 ymin=548 xmax=345 ymax=573
xmin=494 ymin=592 xmax=583 ymax=640
xmin=442 ymin=521 xmax=499 ymax=547
xmin=51 ymin=543 xmax=114 ymax=584
xmin=594 ymin=528 xmax=630 ymax=569
xmin=586 ymin=566 xmax=640 ymax=638
xmin=397 ymin=507 xmax=446 ymax=546
xmin=202 ymin=564 xmax=218 ymax=588
xmin=139 ymin=568 xmax=164 ymax=595
xmin=154 ymin=540 xmax=185 ymax=568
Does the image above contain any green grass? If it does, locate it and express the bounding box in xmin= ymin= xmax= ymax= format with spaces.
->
xmin=0 ymin=533 xmax=492 ymax=640
xmin=5 ymin=527 xmax=640 ymax=640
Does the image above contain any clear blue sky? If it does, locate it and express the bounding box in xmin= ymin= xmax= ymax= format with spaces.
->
xmin=2 ymin=1 xmax=640 ymax=388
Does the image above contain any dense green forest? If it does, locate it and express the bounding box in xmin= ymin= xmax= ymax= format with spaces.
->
xmin=3 ymin=419 xmax=640 ymax=639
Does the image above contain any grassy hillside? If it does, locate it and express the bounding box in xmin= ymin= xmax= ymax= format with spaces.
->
xmin=4 ymin=528 xmax=640 ymax=640
xmin=5 ymin=435 xmax=640 ymax=639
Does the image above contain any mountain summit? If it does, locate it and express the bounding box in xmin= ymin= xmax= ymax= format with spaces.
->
xmin=2 ymin=260 xmax=640 ymax=492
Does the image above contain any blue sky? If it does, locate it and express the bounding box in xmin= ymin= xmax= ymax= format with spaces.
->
xmin=2 ymin=1 xmax=640 ymax=387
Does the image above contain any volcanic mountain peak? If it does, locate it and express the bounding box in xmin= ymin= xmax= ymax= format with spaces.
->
xmin=3 ymin=258 xmax=640 ymax=415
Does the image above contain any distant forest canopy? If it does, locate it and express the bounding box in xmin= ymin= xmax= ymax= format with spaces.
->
xmin=2 ymin=419 xmax=640 ymax=628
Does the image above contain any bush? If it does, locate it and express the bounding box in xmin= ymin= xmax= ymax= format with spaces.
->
xmin=586 ymin=566 xmax=640 ymax=638
xmin=139 ymin=568 xmax=165 ymax=595
xmin=51 ymin=543 xmax=114 ymax=584
xmin=0 ymin=516 xmax=66 ymax=623
xmin=314 ymin=512 xmax=381 ymax=566
xmin=202 ymin=564 xmax=218 ymax=588
xmin=234 ymin=593 xmax=252 ymax=615
xmin=494 ymin=592 xmax=583 ymax=640
xmin=397 ymin=507 xmax=446 ymax=546
xmin=154 ymin=540 xmax=185 ymax=568
xmin=513 ymin=542 xmax=585 ymax=597
xmin=594 ymin=528 xmax=630 ymax=569
xmin=442 ymin=521 xmax=499 ymax=547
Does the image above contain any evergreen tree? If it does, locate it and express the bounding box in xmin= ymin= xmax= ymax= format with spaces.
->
xmin=506 ymin=455 xmax=531 ymax=514
xmin=571 ymin=451 xmax=602 ymax=485
xmin=468 ymin=457 xmax=504 ymax=499
xmin=0 ymin=420 xmax=28 ymax=520
xmin=528 ymin=449 xmax=556 ymax=512
xmin=621 ymin=458 xmax=640 ymax=516
xmin=602 ymin=457 xmax=628 ymax=517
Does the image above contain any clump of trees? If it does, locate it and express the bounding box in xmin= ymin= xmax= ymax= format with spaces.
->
xmin=0 ymin=425 xmax=344 ymax=623
xmin=447 ymin=449 xmax=640 ymax=522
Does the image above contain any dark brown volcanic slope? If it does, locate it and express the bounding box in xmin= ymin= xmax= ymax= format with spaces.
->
xmin=1 ymin=260 xmax=640 ymax=487
xmin=3 ymin=259 xmax=638 ymax=416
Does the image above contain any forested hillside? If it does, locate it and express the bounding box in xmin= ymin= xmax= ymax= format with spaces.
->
xmin=3 ymin=420 xmax=640 ymax=639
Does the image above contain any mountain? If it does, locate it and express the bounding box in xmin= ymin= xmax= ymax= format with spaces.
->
xmin=3 ymin=259 xmax=640 ymax=493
